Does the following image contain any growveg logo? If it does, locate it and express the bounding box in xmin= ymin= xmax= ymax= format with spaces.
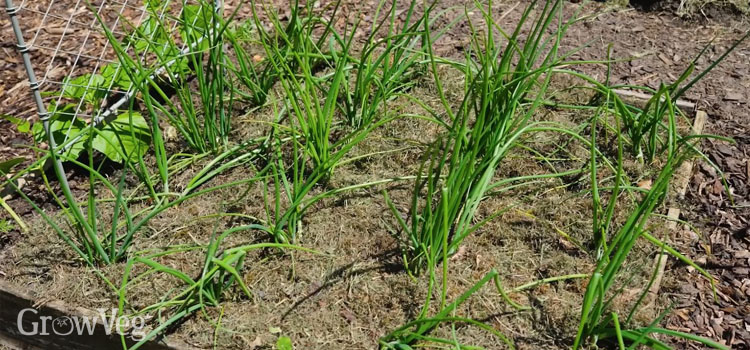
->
xmin=16 ymin=308 xmax=149 ymax=340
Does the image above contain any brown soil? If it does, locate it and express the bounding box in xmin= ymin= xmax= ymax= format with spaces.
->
xmin=1 ymin=0 xmax=749 ymax=349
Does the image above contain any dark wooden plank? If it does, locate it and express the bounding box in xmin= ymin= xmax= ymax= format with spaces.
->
xmin=0 ymin=281 xmax=190 ymax=350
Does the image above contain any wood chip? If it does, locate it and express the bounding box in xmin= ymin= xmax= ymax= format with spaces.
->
xmin=638 ymin=179 xmax=653 ymax=190
xmin=724 ymin=92 xmax=743 ymax=101
xmin=658 ymin=52 xmax=673 ymax=65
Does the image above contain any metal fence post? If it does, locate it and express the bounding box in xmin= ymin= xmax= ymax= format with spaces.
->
xmin=5 ymin=0 xmax=77 ymax=200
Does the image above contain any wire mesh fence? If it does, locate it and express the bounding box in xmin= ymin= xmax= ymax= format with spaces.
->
xmin=5 ymin=0 xmax=220 ymax=128
xmin=3 ymin=0 xmax=221 ymax=188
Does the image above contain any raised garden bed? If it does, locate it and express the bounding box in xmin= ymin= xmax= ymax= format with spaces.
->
xmin=1 ymin=0 xmax=749 ymax=349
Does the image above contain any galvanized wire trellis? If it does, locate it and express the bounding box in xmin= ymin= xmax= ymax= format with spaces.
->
xmin=4 ymin=0 xmax=221 ymax=187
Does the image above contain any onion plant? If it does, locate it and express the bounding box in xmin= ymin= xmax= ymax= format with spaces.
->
xmin=107 ymin=0 xmax=240 ymax=155
xmin=226 ymin=22 xmax=277 ymax=106
xmin=8 ymin=127 xmax=142 ymax=266
xmin=228 ymin=0 xmax=342 ymax=106
xmin=262 ymin=20 xmax=353 ymax=245
xmin=3 ymin=110 xmax=154 ymax=266
xmin=262 ymin=77 xmax=396 ymax=243
xmin=379 ymin=214 xmax=517 ymax=350
xmin=117 ymin=225 xmax=317 ymax=350
xmin=385 ymin=0 xmax=581 ymax=275
xmin=601 ymin=30 xmax=749 ymax=163
xmin=340 ymin=0 xmax=456 ymax=128
xmin=10 ymin=127 xmax=270 ymax=266
xmin=381 ymin=211 xmax=587 ymax=349
xmin=8 ymin=2 xmax=248 ymax=267
xmin=380 ymin=268 xmax=517 ymax=350
xmin=180 ymin=2 xmax=236 ymax=152
xmin=23 ymin=106 xmax=160 ymax=262
xmin=574 ymin=90 xmax=733 ymax=349
xmin=255 ymin=10 xmax=405 ymax=244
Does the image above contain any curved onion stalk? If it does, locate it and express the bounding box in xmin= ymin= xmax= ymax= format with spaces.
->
xmin=379 ymin=205 xmax=518 ymax=349
xmin=380 ymin=269 xmax=516 ymax=350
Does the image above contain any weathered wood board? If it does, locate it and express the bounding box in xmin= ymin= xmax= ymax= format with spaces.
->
xmin=0 ymin=280 xmax=190 ymax=350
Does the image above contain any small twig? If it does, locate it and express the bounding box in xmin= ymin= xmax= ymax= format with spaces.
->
xmin=613 ymin=88 xmax=696 ymax=113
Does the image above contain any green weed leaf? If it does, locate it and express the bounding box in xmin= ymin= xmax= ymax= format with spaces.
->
xmin=0 ymin=219 xmax=13 ymax=234
xmin=92 ymin=112 xmax=151 ymax=163
xmin=62 ymin=73 xmax=107 ymax=104
xmin=275 ymin=336 xmax=293 ymax=350
xmin=33 ymin=104 xmax=150 ymax=163
xmin=1 ymin=115 xmax=30 ymax=133
xmin=100 ymin=64 xmax=133 ymax=90
xmin=32 ymin=102 xmax=86 ymax=160
xmin=0 ymin=158 xmax=25 ymax=174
